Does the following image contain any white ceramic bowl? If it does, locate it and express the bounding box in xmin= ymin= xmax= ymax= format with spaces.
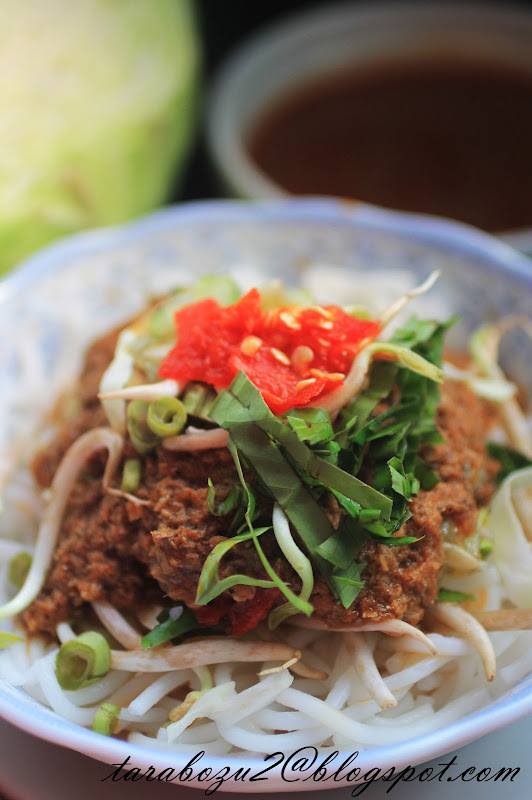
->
xmin=0 ymin=198 xmax=531 ymax=792
xmin=206 ymin=1 xmax=532 ymax=252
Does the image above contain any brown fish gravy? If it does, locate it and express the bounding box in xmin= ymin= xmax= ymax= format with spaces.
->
xmin=248 ymin=57 xmax=532 ymax=232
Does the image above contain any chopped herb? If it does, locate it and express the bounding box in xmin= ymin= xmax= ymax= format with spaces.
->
xmin=201 ymin=315 xmax=449 ymax=613
xmin=437 ymin=588 xmax=476 ymax=603
xmin=487 ymin=442 xmax=532 ymax=485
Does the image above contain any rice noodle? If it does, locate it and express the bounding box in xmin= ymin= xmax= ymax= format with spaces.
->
xmin=1 ymin=267 xmax=531 ymax=760
xmin=37 ymin=652 xmax=102 ymax=726
xmin=127 ymin=671 xmax=193 ymax=717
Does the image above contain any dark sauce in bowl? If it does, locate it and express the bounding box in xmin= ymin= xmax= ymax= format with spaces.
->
xmin=248 ymin=58 xmax=532 ymax=232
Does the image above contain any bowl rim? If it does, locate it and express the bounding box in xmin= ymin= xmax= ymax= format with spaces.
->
xmin=0 ymin=196 xmax=531 ymax=791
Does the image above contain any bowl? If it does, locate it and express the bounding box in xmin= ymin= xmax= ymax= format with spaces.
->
xmin=206 ymin=1 xmax=532 ymax=251
xmin=0 ymin=197 xmax=531 ymax=792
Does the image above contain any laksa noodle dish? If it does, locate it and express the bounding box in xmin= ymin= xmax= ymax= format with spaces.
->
xmin=1 ymin=267 xmax=532 ymax=756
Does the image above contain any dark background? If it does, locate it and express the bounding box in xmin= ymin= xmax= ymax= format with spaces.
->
xmin=178 ymin=0 xmax=532 ymax=201
xmin=180 ymin=0 xmax=313 ymax=200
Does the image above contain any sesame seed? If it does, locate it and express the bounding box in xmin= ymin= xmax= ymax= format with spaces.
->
xmin=279 ymin=311 xmax=301 ymax=330
xmin=291 ymin=345 xmax=314 ymax=375
xmin=296 ymin=378 xmax=317 ymax=391
xmin=327 ymin=372 xmax=345 ymax=381
xmin=313 ymin=305 xmax=333 ymax=319
xmin=271 ymin=347 xmax=291 ymax=365
xmin=317 ymin=320 xmax=334 ymax=330
xmin=240 ymin=335 xmax=263 ymax=356
xmin=309 ymin=368 xmax=325 ymax=378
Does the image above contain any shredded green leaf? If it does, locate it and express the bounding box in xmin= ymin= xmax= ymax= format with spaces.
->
xmin=200 ymin=314 xmax=450 ymax=614
xmin=206 ymin=479 xmax=245 ymax=518
xmin=195 ymin=526 xmax=278 ymax=607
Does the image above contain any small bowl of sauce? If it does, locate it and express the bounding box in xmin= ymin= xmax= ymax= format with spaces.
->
xmin=207 ymin=2 xmax=532 ymax=245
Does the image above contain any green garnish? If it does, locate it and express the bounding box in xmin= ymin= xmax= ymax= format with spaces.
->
xmin=200 ymin=438 xmax=313 ymax=616
xmin=141 ymin=605 xmax=202 ymax=649
xmin=181 ymin=383 xmax=217 ymax=421
xmin=55 ymin=631 xmax=111 ymax=691
xmin=486 ymin=442 xmax=532 ymax=485
xmin=479 ymin=537 xmax=493 ymax=560
xmin=8 ymin=552 xmax=32 ymax=588
xmin=206 ymin=480 xmax=244 ymax=518
xmin=93 ymin=702 xmax=121 ymax=736
xmin=126 ymin=399 xmax=160 ymax=453
xmin=0 ymin=632 xmax=23 ymax=649
xmin=121 ymin=458 xmax=141 ymax=493
xmin=198 ymin=315 xmax=450 ymax=614
xmin=147 ymin=396 xmax=186 ymax=438
xmin=195 ymin=526 xmax=279 ymax=607
xmin=437 ymin=588 xmax=476 ymax=603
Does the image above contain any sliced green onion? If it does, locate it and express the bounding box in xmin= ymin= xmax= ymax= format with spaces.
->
xmin=55 ymin=631 xmax=111 ymax=691
xmin=147 ymin=396 xmax=186 ymax=438
xmin=93 ymin=702 xmax=121 ymax=736
xmin=126 ymin=399 xmax=160 ymax=454
xmin=149 ymin=305 xmax=175 ymax=340
xmin=0 ymin=632 xmax=23 ymax=649
xmin=181 ymin=383 xmax=208 ymax=415
xmin=121 ymin=458 xmax=141 ymax=493
xmin=479 ymin=537 xmax=493 ymax=560
xmin=437 ymin=588 xmax=476 ymax=603
xmin=8 ymin=552 xmax=32 ymax=588
xmin=181 ymin=383 xmax=217 ymax=421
